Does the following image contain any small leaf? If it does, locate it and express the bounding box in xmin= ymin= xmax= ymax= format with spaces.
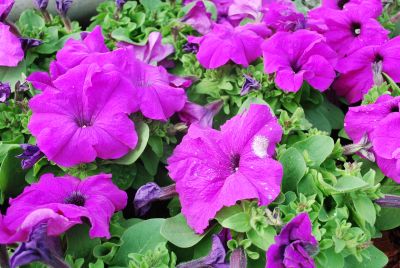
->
xmin=334 ymin=176 xmax=369 ymax=193
xmin=247 ymin=227 xmax=276 ymax=251
xmin=293 ymin=135 xmax=334 ymax=167
xmin=279 ymin=147 xmax=307 ymax=192
xmin=353 ymin=195 xmax=376 ymax=225
xmin=112 ymin=122 xmax=149 ymax=165
xmin=220 ymin=212 xmax=251 ymax=232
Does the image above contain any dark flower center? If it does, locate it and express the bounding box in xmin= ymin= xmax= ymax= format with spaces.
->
xmin=75 ymin=117 xmax=92 ymax=128
xmin=337 ymin=0 xmax=350 ymax=9
xmin=391 ymin=105 xmax=399 ymax=113
xmin=230 ymin=154 xmax=240 ymax=173
xmin=290 ymin=61 xmax=301 ymax=73
xmin=374 ymin=54 xmax=384 ymax=63
xmin=351 ymin=22 xmax=361 ymax=37
xmin=64 ymin=191 xmax=86 ymax=206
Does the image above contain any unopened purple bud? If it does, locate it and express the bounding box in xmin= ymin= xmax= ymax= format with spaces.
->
xmin=241 ymin=74 xmax=260 ymax=96
xmin=16 ymin=144 xmax=44 ymax=169
xmin=375 ymin=195 xmax=400 ymax=208
xmin=116 ymin=0 xmax=127 ymax=10
xmin=33 ymin=0 xmax=49 ymax=10
xmin=134 ymin=183 xmax=177 ymax=216
xmin=343 ymin=133 xmax=375 ymax=162
xmin=230 ymin=247 xmax=247 ymax=268
xmin=177 ymin=235 xmax=229 ymax=268
xmin=179 ymin=100 xmax=223 ymax=128
xmin=10 ymin=222 xmax=69 ymax=268
xmin=55 ymin=0 xmax=73 ymax=16
xmin=20 ymin=38 xmax=43 ymax=51
xmin=0 ymin=82 xmax=11 ymax=103
xmin=182 ymin=42 xmax=199 ymax=54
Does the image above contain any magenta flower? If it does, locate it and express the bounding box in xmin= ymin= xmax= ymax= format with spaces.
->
xmin=262 ymin=0 xmax=306 ymax=32
xmin=188 ymin=23 xmax=271 ymax=69
xmin=2 ymin=173 xmax=127 ymax=243
xmin=0 ymin=81 xmax=11 ymax=103
xmin=16 ymin=144 xmax=44 ymax=169
xmin=266 ymin=213 xmax=318 ymax=268
xmin=178 ymin=100 xmax=223 ymax=128
xmin=228 ymin=0 xmax=264 ymax=22
xmin=0 ymin=0 xmax=13 ymax=21
xmin=262 ymin=29 xmax=337 ymax=92
xmin=167 ymin=104 xmax=283 ymax=233
xmin=182 ymin=1 xmax=213 ymax=35
xmin=117 ymin=32 xmax=175 ymax=65
xmin=345 ymin=95 xmax=400 ymax=183
xmin=320 ymin=0 xmax=382 ymax=18
xmin=315 ymin=6 xmax=388 ymax=57
xmin=0 ymin=23 xmax=24 ymax=67
xmin=333 ymin=37 xmax=400 ymax=104
xmin=28 ymin=64 xmax=139 ymax=167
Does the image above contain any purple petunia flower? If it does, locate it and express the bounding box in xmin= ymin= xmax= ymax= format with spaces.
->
xmin=117 ymin=32 xmax=175 ymax=66
xmin=167 ymin=104 xmax=283 ymax=233
xmin=55 ymin=0 xmax=72 ymax=16
xmin=0 ymin=81 xmax=11 ymax=103
xmin=115 ymin=0 xmax=127 ymax=10
xmin=241 ymin=74 xmax=260 ymax=95
xmin=311 ymin=6 xmax=388 ymax=57
xmin=188 ymin=23 xmax=271 ymax=69
xmin=1 ymin=173 xmax=127 ymax=243
xmin=16 ymin=144 xmax=44 ymax=169
xmin=228 ymin=0 xmax=264 ymax=22
xmin=178 ymin=100 xmax=223 ymax=128
xmin=0 ymin=0 xmax=13 ymax=21
xmin=177 ymin=235 xmax=229 ymax=268
xmin=33 ymin=0 xmax=49 ymax=10
xmin=10 ymin=222 xmax=69 ymax=268
xmin=0 ymin=23 xmax=24 ymax=67
xmin=333 ymin=37 xmax=400 ymax=104
xmin=182 ymin=42 xmax=199 ymax=54
xmin=182 ymin=1 xmax=213 ymax=35
xmin=266 ymin=212 xmax=318 ymax=268
xmin=28 ymin=63 xmax=139 ymax=167
xmin=344 ymin=95 xmax=400 ymax=183
xmin=262 ymin=29 xmax=337 ymax=93
xmin=319 ymin=0 xmax=382 ymax=18
xmin=20 ymin=37 xmax=43 ymax=51
xmin=262 ymin=0 xmax=306 ymax=32
xmin=133 ymin=183 xmax=177 ymax=216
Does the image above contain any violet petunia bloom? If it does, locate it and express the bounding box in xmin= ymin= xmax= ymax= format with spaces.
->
xmin=33 ymin=0 xmax=49 ymax=10
xmin=344 ymin=95 xmax=400 ymax=183
xmin=177 ymin=235 xmax=229 ymax=268
xmin=0 ymin=0 xmax=13 ymax=21
xmin=10 ymin=222 xmax=69 ymax=268
xmin=188 ymin=23 xmax=271 ymax=69
xmin=319 ymin=0 xmax=382 ymax=18
xmin=228 ymin=0 xmax=264 ymax=22
xmin=0 ymin=81 xmax=11 ymax=103
xmin=2 ymin=173 xmax=127 ymax=243
xmin=55 ymin=0 xmax=72 ymax=16
xmin=241 ymin=74 xmax=260 ymax=95
xmin=0 ymin=23 xmax=24 ymax=67
xmin=133 ymin=183 xmax=177 ymax=216
xmin=311 ymin=6 xmax=388 ymax=57
xmin=28 ymin=64 xmax=139 ymax=167
xmin=178 ymin=100 xmax=223 ymax=128
xmin=182 ymin=42 xmax=199 ymax=54
xmin=20 ymin=37 xmax=43 ymax=51
xmin=333 ymin=36 xmax=400 ymax=104
xmin=262 ymin=0 xmax=306 ymax=32
xmin=262 ymin=29 xmax=337 ymax=93
xmin=167 ymin=104 xmax=283 ymax=233
xmin=266 ymin=212 xmax=318 ymax=268
xmin=182 ymin=1 xmax=213 ymax=35
xmin=16 ymin=144 xmax=44 ymax=169
xmin=115 ymin=0 xmax=127 ymax=10
xmin=117 ymin=32 xmax=174 ymax=66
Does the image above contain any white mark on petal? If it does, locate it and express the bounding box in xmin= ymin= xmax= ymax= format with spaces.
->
xmin=252 ymin=135 xmax=269 ymax=158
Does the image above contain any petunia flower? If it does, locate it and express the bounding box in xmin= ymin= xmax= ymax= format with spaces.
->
xmin=177 ymin=235 xmax=229 ymax=268
xmin=20 ymin=37 xmax=43 ymax=51
xmin=0 ymin=0 xmax=13 ymax=21
xmin=16 ymin=144 xmax=44 ymax=169
xmin=28 ymin=63 xmax=139 ymax=167
xmin=262 ymin=29 xmax=337 ymax=92
xmin=167 ymin=104 xmax=283 ymax=233
xmin=115 ymin=0 xmax=127 ymax=10
xmin=33 ymin=0 xmax=49 ymax=10
xmin=262 ymin=0 xmax=306 ymax=32
xmin=182 ymin=42 xmax=199 ymax=54
xmin=55 ymin=0 xmax=72 ymax=16
xmin=241 ymin=74 xmax=260 ymax=95
xmin=228 ymin=0 xmax=264 ymax=22
xmin=0 ymin=23 xmax=24 ymax=67
xmin=117 ymin=32 xmax=175 ymax=66
xmin=182 ymin=1 xmax=213 ymax=35
xmin=2 ymin=173 xmax=127 ymax=243
xmin=266 ymin=212 xmax=318 ymax=268
xmin=344 ymin=95 xmax=400 ymax=182
xmin=319 ymin=0 xmax=382 ymax=18
xmin=178 ymin=100 xmax=223 ymax=128
xmin=133 ymin=183 xmax=177 ymax=216
xmin=10 ymin=222 xmax=69 ymax=268
xmin=0 ymin=81 xmax=11 ymax=103
xmin=313 ymin=6 xmax=388 ymax=57
xmin=333 ymin=37 xmax=400 ymax=104
xmin=188 ymin=23 xmax=271 ymax=69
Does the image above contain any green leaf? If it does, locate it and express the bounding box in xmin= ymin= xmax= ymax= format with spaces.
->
xmin=160 ymin=213 xmax=206 ymax=248
xmin=112 ymin=219 xmax=166 ymax=266
xmin=316 ymin=249 xmax=345 ymax=267
xmin=333 ymin=176 xmax=369 ymax=193
xmin=247 ymin=226 xmax=276 ymax=251
xmin=0 ymin=61 xmax=27 ymax=89
xmin=112 ymin=122 xmax=149 ymax=165
xmin=279 ymin=147 xmax=307 ymax=192
xmin=215 ymin=205 xmax=243 ymax=222
xmin=18 ymin=10 xmax=45 ymax=31
xmin=66 ymin=225 xmax=101 ymax=259
xmin=141 ymin=147 xmax=159 ymax=176
xmin=220 ymin=212 xmax=251 ymax=232
xmin=293 ymin=135 xmax=334 ymax=167
xmin=344 ymin=246 xmax=388 ymax=268
xmin=93 ymin=242 xmax=119 ymax=264
xmin=376 ymin=207 xmax=400 ymax=230
xmin=148 ymin=136 xmax=163 ymax=158
xmin=139 ymin=0 xmax=162 ymax=10
xmin=238 ymin=97 xmax=268 ymax=113
xmin=353 ymin=195 xmax=376 ymax=225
